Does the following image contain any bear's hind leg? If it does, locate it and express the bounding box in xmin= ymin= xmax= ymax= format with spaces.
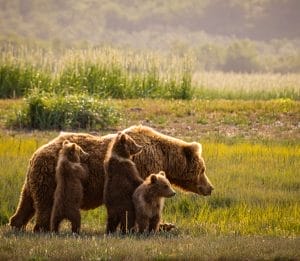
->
xmin=33 ymin=207 xmax=52 ymax=232
xmin=9 ymin=183 xmax=35 ymax=230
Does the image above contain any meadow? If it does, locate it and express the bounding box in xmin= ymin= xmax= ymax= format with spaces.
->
xmin=0 ymin=97 xmax=299 ymax=260
xmin=0 ymin=42 xmax=299 ymax=260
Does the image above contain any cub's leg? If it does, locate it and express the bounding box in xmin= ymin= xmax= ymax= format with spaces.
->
xmin=148 ymin=214 xmax=160 ymax=233
xmin=67 ymin=208 xmax=81 ymax=234
xmin=106 ymin=209 xmax=120 ymax=234
xmin=135 ymin=214 xmax=149 ymax=234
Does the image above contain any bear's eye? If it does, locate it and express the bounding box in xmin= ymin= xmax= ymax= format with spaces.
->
xmin=164 ymin=185 xmax=169 ymax=189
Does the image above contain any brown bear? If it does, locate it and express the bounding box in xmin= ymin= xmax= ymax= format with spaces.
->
xmin=50 ymin=140 xmax=88 ymax=234
xmin=103 ymin=132 xmax=143 ymax=234
xmin=9 ymin=125 xmax=214 ymax=232
xmin=133 ymin=171 xmax=176 ymax=233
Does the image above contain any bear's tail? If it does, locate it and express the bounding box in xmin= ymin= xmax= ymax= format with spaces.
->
xmin=9 ymin=178 xmax=35 ymax=230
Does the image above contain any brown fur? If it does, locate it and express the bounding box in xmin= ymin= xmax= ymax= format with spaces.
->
xmin=9 ymin=125 xmax=213 ymax=232
xmin=133 ymin=171 xmax=176 ymax=233
xmin=50 ymin=140 xmax=88 ymax=233
xmin=103 ymin=132 xmax=143 ymax=234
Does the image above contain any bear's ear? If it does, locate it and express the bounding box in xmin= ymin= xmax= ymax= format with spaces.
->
xmin=150 ymin=174 xmax=157 ymax=183
xmin=63 ymin=140 xmax=70 ymax=147
xmin=158 ymin=171 xmax=166 ymax=177
xmin=183 ymin=142 xmax=202 ymax=160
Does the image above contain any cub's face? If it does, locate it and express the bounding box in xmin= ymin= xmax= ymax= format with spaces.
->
xmin=150 ymin=171 xmax=176 ymax=198
xmin=61 ymin=140 xmax=88 ymax=163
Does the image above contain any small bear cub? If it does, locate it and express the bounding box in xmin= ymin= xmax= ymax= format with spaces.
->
xmin=133 ymin=171 xmax=176 ymax=233
xmin=50 ymin=140 xmax=88 ymax=234
xmin=103 ymin=131 xmax=143 ymax=234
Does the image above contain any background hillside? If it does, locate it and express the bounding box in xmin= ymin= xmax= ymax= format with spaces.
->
xmin=1 ymin=0 xmax=300 ymax=42
xmin=0 ymin=0 xmax=300 ymax=72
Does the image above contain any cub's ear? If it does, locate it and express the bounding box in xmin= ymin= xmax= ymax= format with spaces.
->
xmin=150 ymin=174 xmax=157 ymax=184
xmin=183 ymin=142 xmax=202 ymax=160
xmin=158 ymin=171 xmax=166 ymax=177
xmin=63 ymin=140 xmax=70 ymax=147
xmin=70 ymin=143 xmax=76 ymax=151
xmin=119 ymin=133 xmax=127 ymax=143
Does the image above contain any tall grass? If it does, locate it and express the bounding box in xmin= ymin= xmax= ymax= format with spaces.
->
xmin=0 ymin=135 xmax=48 ymax=224
xmin=1 ymin=44 xmax=299 ymax=100
xmin=0 ymin=64 xmax=51 ymax=98
xmin=193 ymin=71 xmax=300 ymax=100
xmin=0 ymin=45 xmax=194 ymax=99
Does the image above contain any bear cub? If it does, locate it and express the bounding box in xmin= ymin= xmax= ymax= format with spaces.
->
xmin=133 ymin=171 xmax=176 ymax=233
xmin=103 ymin=132 xmax=143 ymax=234
xmin=50 ymin=140 xmax=88 ymax=234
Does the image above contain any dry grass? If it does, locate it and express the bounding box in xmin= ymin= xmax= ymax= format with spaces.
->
xmin=0 ymin=226 xmax=299 ymax=260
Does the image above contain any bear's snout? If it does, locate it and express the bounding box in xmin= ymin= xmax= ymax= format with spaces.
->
xmin=198 ymin=184 xmax=214 ymax=196
xmin=167 ymin=189 xmax=176 ymax=198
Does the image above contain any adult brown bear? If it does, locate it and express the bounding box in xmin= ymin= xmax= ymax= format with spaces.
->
xmin=9 ymin=125 xmax=214 ymax=232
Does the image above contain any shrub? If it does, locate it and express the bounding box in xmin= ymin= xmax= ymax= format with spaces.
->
xmin=9 ymin=91 xmax=120 ymax=130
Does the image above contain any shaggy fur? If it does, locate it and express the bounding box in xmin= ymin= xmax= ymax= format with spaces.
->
xmin=103 ymin=132 xmax=143 ymax=234
xmin=9 ymin=125 xmax=213 ymax=232
xmin=133 ymin=171 xmax=176 ymax=233
xmin=50 ymin=140 xmax=88 ymax=233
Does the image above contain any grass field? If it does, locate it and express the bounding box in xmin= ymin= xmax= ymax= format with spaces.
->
xmin=0 ymin=98 xmax=299 ymax=260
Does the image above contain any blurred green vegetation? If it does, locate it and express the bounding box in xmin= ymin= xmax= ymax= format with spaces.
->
xmin=0 ymin=0 xmax=299 ymax=74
